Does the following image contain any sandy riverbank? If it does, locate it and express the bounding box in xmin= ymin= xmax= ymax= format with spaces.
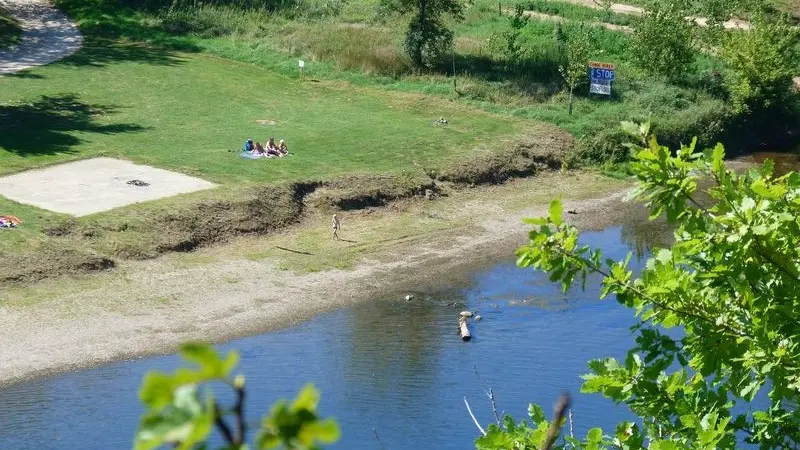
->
xmin=0 ymin=172 xmax=639 ymax=387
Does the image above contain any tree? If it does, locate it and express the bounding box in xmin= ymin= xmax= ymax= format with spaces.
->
xmin=134 ymin=342 xmax=339 ymax=450
xmin=488 ymin=4 xmax=530 ymax=69
xmin=383 ymin=0 xmax=463 ymax=69
xmin=719 ymin=15 xmax=800 ymax=114
xmin=559 ymin=24 xmax=593 ymax=116
xmin=480 ymin=122 xmax=800 ymax=449
xmin=592 ymin=0 xmax=613 ymax=22
xmin=630 ymin=2 xmax=695 ymax=81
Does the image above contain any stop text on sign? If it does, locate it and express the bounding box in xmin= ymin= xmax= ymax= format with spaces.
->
xmin=589 ymin=61 xmax=615 ymax=95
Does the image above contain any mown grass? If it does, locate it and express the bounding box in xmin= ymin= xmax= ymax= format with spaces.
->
xmin=0 ymin=5 xmax=22 ymax=49
xmin=0 ymin=51 xmax=523 ymax=180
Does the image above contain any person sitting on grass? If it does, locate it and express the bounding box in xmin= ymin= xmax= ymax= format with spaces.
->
xmin=278 ymin=139 xmax=289 ymax=156
xmin=253 ymin=141 xmax=266 ymax=155
xmin=266 ymin=137 xmax=283 ymax=158
xmin=244 ymin=138 xmax=254 ymax=153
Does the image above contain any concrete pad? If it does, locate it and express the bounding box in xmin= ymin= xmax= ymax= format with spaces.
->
xmin=0 ymin=158 xmax=217 ymax=216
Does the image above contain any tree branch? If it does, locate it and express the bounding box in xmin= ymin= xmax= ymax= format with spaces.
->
xmin=373 ymin=427 xmax=388 ymax=450
xmin=233 ymin=383 xmax=246 ymax=446
xmin=549 ymin=243 xmax=751 ymax=339
xmin=708 ymin=171 xmax=800 ymax=283
xmin=473 ymin=365 xmax=502 ymax=426
xmin=464 ymin=396 xmax=487 ymax=436
xmin=543 ymin=393 xmax=570 ymax=450
xmin=214 ymin=402 xmax=235 ymax=445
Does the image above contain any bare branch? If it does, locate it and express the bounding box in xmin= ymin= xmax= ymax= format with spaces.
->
xmin=543 ymin=393 xmax=570 ymax=450
xmin=233 ymin=383 xmax=246 ymax=446
xmin=568 ymin=408 xmax=574 ymax=438
xmin=464 ymin=396 xmax=487 ymax=436
xmin=373 ymin=427 xmax=388 ymax=450
xmin=473 ymin=365 xmax=502 ymax=426
xmin=213 ymin=402 xmax=235 ymax=445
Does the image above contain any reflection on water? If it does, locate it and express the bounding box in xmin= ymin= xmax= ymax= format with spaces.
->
xmin=737 ymin=151 xmax=800 ymax=176
xmin=0 ymin=225 xmax=661 ymax=450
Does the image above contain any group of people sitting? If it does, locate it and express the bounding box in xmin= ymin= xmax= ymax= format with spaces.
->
xmin=244 ymin=137 xmax=289 ymax=158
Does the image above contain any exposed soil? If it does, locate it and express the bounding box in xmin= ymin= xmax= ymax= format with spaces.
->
xmin=0 ymin=125 xmax=575 ymax=285
xmin=0 ymin=173 xmax=635 ymax=387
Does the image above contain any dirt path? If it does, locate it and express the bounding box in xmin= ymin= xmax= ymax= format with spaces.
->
xmin=0 ymin=0 xmax=82 ymax=74
xmin=0 ymin=174 xmax=637 ymax=387
xmin=557 ymin=0 xmax=752 ymax=29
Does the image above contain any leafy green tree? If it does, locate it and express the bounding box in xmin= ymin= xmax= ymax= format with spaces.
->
xmin=630 ymin=2 xmax=695 ymax=81
xmin=719 ymin=15 xmax=800 ymax=114
xmin=383 ymin=0 xmax=463 ymax=68
xmin=135 ymin=342 xmax=339 ymax=450
xmin=558 ymin=24 xmax=593 ymax=116
xmin=592 ymin=0 xmax=613 ymax=22
xmin=488 ymin=4 xmax=530 ymax=68
xmin=480 ymin=123 xmax=800 ymax=449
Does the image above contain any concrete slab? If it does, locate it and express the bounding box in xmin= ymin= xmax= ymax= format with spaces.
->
xmin=0 ymin=158 xmax=217 ymax=216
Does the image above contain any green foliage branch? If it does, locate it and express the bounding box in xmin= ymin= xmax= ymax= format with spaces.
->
xmin=492 ymin=122 xmax=800 ymax=449
xmin=135 ymin=342 xmax=339 ymax=450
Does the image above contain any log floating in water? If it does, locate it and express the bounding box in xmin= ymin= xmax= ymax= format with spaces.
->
xmin=459 ymin=316 xmax=471 ymax=341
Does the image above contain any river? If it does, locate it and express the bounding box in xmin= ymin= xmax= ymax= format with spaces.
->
xmin=0 ymin=225 xmax=655 ymax=450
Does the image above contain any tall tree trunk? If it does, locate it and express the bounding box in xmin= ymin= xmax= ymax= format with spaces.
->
xmin=568 ymin=85 xmax=574 ymax=115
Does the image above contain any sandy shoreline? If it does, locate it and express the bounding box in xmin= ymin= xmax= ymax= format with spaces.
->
xmin=0 ymin=174 xmax=637 ymax=388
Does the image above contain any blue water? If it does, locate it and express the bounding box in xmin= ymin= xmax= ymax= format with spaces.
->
xmin=0 ymin=226 xmax=649 ymax=450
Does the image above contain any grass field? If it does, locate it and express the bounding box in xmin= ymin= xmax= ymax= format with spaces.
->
xmin=0 ymin=52 xmax=523 ymax=182
xmin=0 ymin=5 xmax=22 ymax=49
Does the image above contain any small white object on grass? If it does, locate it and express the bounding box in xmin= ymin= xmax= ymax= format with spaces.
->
xmin=405 ymin=294 xmax=414 ymax=301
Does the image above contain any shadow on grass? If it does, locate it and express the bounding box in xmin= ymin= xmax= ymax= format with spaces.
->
xmin=62 ymin=38 xmax=193 ymax=68
xmin=449 ymin=53 xmax=565 ymax=100
xmin=275 ymin=246 xmax=313 ymax=255
xmin=52 ymin=0 xmax=201 ymax=68
xmin=0 ymin=94 xmax=146 ymax=156
xmin=2 ymin=72 xmax=45 ymax=79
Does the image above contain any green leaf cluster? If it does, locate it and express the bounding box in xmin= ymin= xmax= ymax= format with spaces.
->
xmin=507 ymin=122 xmax=800 ymax=449
xmin=134 ymin=343 xmax=339 ymax=450
xmin=630 ymin=2 xmax=695 ymax=81
xmin=719 ymin=14 xmax=800 ymax=114
xmin=257 ymin=384 xmax=340 ymax=450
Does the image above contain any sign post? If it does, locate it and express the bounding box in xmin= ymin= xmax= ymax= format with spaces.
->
xmin=588 ymin=61 xmax=615 ymax=96
xmin=298 ymin=60 xmax=305 ymax=81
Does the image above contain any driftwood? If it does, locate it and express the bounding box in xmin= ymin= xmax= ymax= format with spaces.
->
xmin=459 ymin=316 xmax=471 ymax=341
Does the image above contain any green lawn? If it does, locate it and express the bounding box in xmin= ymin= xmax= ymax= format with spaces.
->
xmin=0 ymin=49 xmax=524 ymax=184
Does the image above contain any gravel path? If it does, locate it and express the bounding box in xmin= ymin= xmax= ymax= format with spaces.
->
xmin=0 ymin=0 xmax=82 ymax=74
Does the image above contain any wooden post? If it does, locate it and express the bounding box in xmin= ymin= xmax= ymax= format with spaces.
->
xmin=452 ymin=52 xmax=457 ymax=92
xmin=459 ymin=316 xmax=471 ymax=341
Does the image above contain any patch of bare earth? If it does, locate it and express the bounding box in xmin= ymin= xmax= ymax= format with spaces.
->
xmin=0 ymin=173 xmax=634 ymax=386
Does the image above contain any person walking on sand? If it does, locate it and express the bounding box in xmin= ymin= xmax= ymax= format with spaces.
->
xmin=331 ymin=214 xmax=341 ymax=240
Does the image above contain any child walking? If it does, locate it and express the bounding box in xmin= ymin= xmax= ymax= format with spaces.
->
xmin=331 ymin=214 xmax=341 ymax=240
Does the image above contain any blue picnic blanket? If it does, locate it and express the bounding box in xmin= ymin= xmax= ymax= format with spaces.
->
xmin=239 ymin=151 xmax=262 ymax=159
